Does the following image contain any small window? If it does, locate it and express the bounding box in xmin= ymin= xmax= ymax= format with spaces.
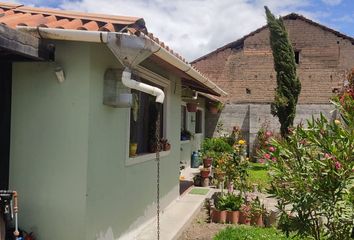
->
xmin=130 ymin=78 xmax=164 ymax=156
xmin=181 ymin=105 xmax=187 ymax=131
xmin=294 ymin=51 xmax=300 ymax=64
xmin=195 ymin=109 xmax=203 ymax=134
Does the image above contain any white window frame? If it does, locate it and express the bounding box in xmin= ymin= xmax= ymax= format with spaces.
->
xmin=195 ymin=107 xmax=205 ymax=136
xmin=125 ymin=66 xmax=171 ymax=166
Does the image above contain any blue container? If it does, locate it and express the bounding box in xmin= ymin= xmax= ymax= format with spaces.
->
xmin=191 ymin=151 xmax=200 ymax=168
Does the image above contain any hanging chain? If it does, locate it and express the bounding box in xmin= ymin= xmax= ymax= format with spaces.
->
xmin=155 ymin=105 xmax=161 ymax=240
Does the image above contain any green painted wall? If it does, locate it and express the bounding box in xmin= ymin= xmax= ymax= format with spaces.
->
xmin=85 ymin=44 xmax=181 ymax=239
xmin=10 ymin=41 xmax=90 ymax=239
xmin=9 ymin=41 xmax=182 ymax=240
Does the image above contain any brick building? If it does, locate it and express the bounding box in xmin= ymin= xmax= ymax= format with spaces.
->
xmin=192 ymin=13 xmax=354 ymax=154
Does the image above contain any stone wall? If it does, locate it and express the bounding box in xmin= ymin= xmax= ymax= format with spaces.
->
xmin=205 ymin=103 xmax=337 ymax=156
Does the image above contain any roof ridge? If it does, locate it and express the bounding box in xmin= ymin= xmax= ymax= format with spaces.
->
xmin=192 ymin=12 xmax=354 ymax=63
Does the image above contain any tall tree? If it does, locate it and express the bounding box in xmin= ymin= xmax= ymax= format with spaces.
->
xmin=265 ymin=7 xmax=301 ymax=137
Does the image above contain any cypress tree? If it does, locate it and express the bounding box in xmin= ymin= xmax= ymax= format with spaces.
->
xmin=265 ymin=7 xmax=301 ymax=137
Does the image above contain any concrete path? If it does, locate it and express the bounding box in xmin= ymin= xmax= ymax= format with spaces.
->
xmin=136 ymin=187 xmax=213 ymax=240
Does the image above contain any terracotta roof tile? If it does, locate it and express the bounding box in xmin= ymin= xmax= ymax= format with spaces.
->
xmin=0 ymin=2 xmax=200 ymax=71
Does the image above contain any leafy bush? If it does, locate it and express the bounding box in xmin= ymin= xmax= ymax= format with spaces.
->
xmin=201 ymin=138 xmax=233 ymax=156
xmin=213 ymin=226 xmax=302 ymax=240
xmin=267 ymin=90 xmax=354 ymax=239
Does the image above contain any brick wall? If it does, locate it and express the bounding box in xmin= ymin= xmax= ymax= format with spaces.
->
xmin=193 ymin=18 xmax=354 ymax=104
xmin=195 ymin=18 xmax=353 ymax=155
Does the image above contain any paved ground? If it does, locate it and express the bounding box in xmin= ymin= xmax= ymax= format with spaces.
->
xmin=178 ymin=190 xmax=279 ymax=240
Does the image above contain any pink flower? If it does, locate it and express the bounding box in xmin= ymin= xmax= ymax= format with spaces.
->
xmin=269 ymin=146 xmax=275 ymax=152
xmin=258 ymin=159 xmax=265 ymax=164
xmin=324 ymin=153 xmax=331 ymax=159
xmin=265 ymin=131 xmax=273 ymax=138
xmin=271 ymin=157 xmax=277 ymax=162
xmin=264 ymin=153 xmax=271 ymax=159
xmin=334 ymin=161 xmax=342 ymax=170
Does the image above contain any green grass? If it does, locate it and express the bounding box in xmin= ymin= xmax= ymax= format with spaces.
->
xmin=189 ymin=188 xmax=209 ymax=195
xmin=213 ymin=226 xmax=302 ymax=240
xmin=247 ymin=163 xmax=270 ymax=192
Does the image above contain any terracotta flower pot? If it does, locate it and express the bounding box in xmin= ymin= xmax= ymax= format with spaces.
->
xmin=200 ymin=169 xmax=210 ymax=178
xmin=251 ymin=213 xmax=264 ymax=227
xmin=239 ymin=211 xmax=251 ymax=225
xmin=203 ymin=157 xmax=213 ymax=168
xmin=186 ymin=102 xmax=198 ymax=112
xmin=227 ymin=210 xmax=240 ymax=224
xmin=209 ymin=106 xmax=219 ymax=114
xmin=211 ymin=208 xmax=227 ymax=223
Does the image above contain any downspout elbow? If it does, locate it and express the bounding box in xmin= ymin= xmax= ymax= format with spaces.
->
xmin=122 ymin=68 xmax=165 ymax=103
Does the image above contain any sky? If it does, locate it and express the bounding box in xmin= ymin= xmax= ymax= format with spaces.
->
xmin=8 ymin=0 xmax=354 ymax=61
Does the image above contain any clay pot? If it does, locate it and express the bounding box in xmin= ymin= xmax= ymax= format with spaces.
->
xmin=251 ymin=213 xmax=264 ymax=227
xmin=203 ymin=157 xmax=213 ymax=168
xmin=186 ymin=102 xmax=198 ymax=112
xmin=200 ymin=169 xmax=210 ymax=178
xmin=239 ymin=211 xmax=251 ymax=225
xmin=227 ymin=210 xmax=240 ymax=224
xmin=163 ymin=143 xmax=171 ymax=151
xmin=209 ymin=106 xmax=219 ymax=114
xmin=211 ymin=208 xmax=227 ymax=223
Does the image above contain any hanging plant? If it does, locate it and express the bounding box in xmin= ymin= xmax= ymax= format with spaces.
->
xmin=131 ymin=93 xmax=139 ymax=122
xmin=186 ymin=102 xmax=198 ymax=112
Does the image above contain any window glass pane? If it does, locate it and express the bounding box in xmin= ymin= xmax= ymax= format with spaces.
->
xmin=195 ymin=110 xmax=202 ymax=133
xmin=181 ymin=105 xmax=186 ymax=130
xmin=130 ymin=78 xmax=164 ymax=155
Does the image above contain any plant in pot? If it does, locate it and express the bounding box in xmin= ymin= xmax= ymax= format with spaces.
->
xmin=239 ymin=203 xmax=251 ymax=225
xmin=200 ymin=168 xmax=210 ymax=178
xmin=186 ymin=102 xmax=198 ymax=112
xmin=202 ymin=151 xmax=215 ymax=168
xmin=208 ymin=101 xmax=224 ymax=114
xmin=250 ymin=196 xmax=265 ymax=227
xmin=160 ymin=139 xmax=171 ymax=151
xmin=224 ymin=193 xmax=243 ymax=224
xmin=180 ymin=129 xmax=192 ymax=141
xmin=211 ymin=193 xmax=227 ymax=223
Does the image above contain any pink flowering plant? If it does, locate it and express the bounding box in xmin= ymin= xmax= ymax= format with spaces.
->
xmin=267 ymin=89 xmax=354 ymax=239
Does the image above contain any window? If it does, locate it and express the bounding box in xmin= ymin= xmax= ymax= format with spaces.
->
xmin=295 ymin=50 xmax=300 ymax=64
xmin=181 ymin=105 xmax=187 ymax=131
xmin=130 ymin=78 xmax=164 ymax=156
xmin=195 ymin=109 xmax=203 ymax=134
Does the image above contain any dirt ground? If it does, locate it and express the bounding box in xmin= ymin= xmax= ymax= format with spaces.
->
xmin=178 ymin=205 xmax=228 ymax=240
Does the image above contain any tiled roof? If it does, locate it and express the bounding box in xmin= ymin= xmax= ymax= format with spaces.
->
xmin=192 ymin=13 xmax=354 ymax=63
xmin=0 ymin=2 xmax=189 ymax=63
xmin=0 ymin=2 xmax=226 ymax=96
xmin=0 ymin=2 xmax=143 ymax=32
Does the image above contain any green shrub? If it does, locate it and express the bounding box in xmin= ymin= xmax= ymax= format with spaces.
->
xmin=213 ymin=226 xmax=301 ymax=240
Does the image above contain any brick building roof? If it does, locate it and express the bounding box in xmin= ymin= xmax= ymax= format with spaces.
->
xmin=192 ymin=13 xmax=354 ymax=63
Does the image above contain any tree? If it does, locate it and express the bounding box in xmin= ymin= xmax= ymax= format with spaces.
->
xmin=265 ymin=7 xmax=301 ymax=137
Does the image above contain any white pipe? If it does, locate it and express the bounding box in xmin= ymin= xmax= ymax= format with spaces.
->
xmin=16 ymin=26 xmax=227 ymax=96
xmin=122 ymin=68 xmax=165 ymax=103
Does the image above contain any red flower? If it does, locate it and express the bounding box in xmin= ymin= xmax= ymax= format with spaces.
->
xmin=264 ymin=153 xmax=271 ymax=159
xmin=334 ymin=161 xmax=342 ymax=170
xmin=269 ymin=146 xmax=275 ymax=152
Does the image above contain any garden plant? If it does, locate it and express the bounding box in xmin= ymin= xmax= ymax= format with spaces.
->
xmin=266 ymin=73 xmax=354 ymax=239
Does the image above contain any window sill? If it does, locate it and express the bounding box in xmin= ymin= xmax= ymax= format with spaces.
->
xmin=126 ymin=150 xmax=171 ymax=166
xmin=180 ymin=140 xmax=190 ymax=144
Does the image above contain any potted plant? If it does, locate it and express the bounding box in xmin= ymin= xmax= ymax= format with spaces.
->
xmin=160 ymin=139 xmax=171 ymax=151
xmin=186 ymin=102 xmax=198 ymax=112
xmin=211 ymin=194 xmax=227 ymax=223
xmin=181 ymin=129 xmax=192 ymax=140
xmin=239 ymin=203 xmax=251 ymax=225
xmin=208 ymin=101 xmax=224 ymax=114
xmin=200 ymin=168 xmax=210 ymax=178
xmin=250 ymin=196 xmax=265 ymax=227
xmin=202 ymin=151 xmax=215 ymax=168
xmin=224 ymin=193 xmax=243 ymax=224
xmin=129 ymin=142 xmax=138 ymax=157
